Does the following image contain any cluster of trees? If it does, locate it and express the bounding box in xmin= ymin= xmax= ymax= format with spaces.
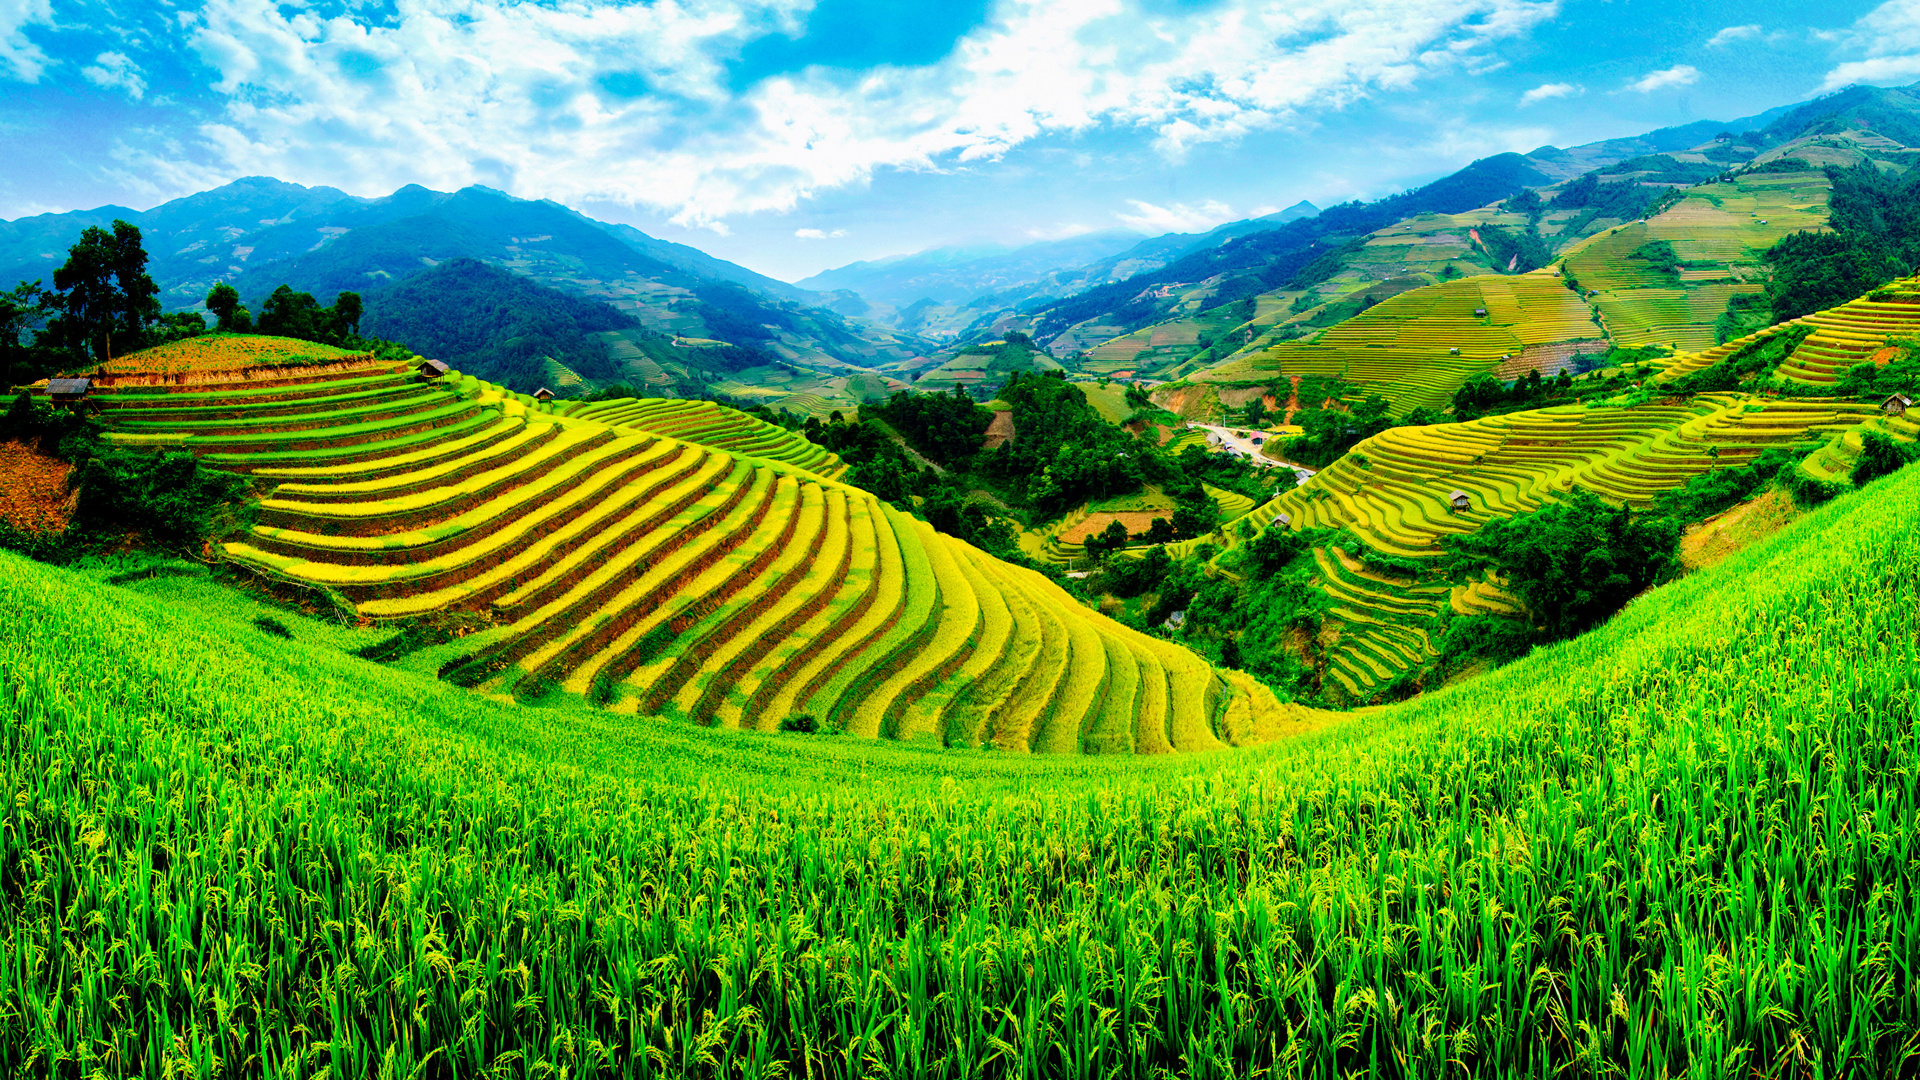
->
xmin=793 ymin=372 xmax=1271 ymax=560
xmin=1762 ymin=162 xmax=1920 ymax=323
xmin=2 ymin=220 xmax=207 ymax=385
xmin=205 ymin=282 xmax=363 ymax=346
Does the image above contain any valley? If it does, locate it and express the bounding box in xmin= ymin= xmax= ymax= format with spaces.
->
xmin=5 ymin=65 xmax=1920 ymax=1080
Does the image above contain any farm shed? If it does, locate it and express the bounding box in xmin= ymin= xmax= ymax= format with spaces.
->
xmin=418 ymin=358 xmax=450 ymax=379
xmin=1447 ymin=489 xmax=1471 ymax=512
xmin=1884 ymin=393 xmax=1912 ymax=416
xmin=1276 ymin=513 xmax=1292 ymax=527
xmin=46 ymin=378 xmax=91 ymax=404
xmin=532 ymin=387 xmax=556 ymax=402
xmin=1473 ymin=308 xmax=1488 ymax=317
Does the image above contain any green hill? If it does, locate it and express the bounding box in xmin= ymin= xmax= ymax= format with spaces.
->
xmin=4 ymin=448 xmax=1916 ymax=1076
xmin=71 ymin=337 xmax=1294 ymax=751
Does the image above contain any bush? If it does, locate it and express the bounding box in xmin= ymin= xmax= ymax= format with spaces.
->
xmin=778 ymin=714 xmax=819 ymax=734
xmin=1853 ymin=431 xmax=1918 ymax=487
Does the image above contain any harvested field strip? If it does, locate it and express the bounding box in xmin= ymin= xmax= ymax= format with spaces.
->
xmin=944 ymin=549 xmax=1043 ymax=749
xmin=813 ymin=505 xmax=934 ymax=735
xmin=866 ymin=519 xmax=984 ymax=742
xmin=707 ymin=490 xmax=862 ymax=728
xmin=935 ymin=546 xmax=1019 ymax=748
xmin=1030 ymin=607 xmax=1108 ymax=755
xmin=760 ymin=499 xmax=898 ymax=725
xmin=199 ymin=411 xmax=504 ymax=473
xmin=566 ymin=474 xmax=807 ymax=697
xmin=253 ymin=429 xmax=617 ymax=537
xmin=983 ymin=564 xmax=1071 ymax=753
xmin=242 ymin=435 xmax=666 ymax=562
xmin=264 ymin=422 xmax=557 ymax=502
xmin=448 ymin=460 xmax=760 ymax=684
xmin=340 ymin=445 xmax=712 ymax=613
xmin=517 ymin=467 xmax=782 ymax=696
xmin=634 ymin=483 xmax=831 ymax=719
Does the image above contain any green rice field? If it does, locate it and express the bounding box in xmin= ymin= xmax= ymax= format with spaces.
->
xmin=5 ymin=459 xmax=1918 ymax=1076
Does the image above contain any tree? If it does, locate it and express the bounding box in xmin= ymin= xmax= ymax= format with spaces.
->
xmin=0 ymin=281 xmax=58 ymax=387
xmin=205 ymin=282 xmax=252 ymax=332
xmin=44 ymin=220 xmax=160 ymax=365
xmin=331 ymin=291 xmax=363 ymax=339
xmin=1443 ymin=489 xmax=1678 ymax=641
xmin=1853 ymin=431 xmax=1918 ymax=487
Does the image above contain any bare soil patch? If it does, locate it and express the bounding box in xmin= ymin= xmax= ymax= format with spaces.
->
xmin=1680 ymin=489 xmax=1799 ymax=571
xmin=1061 ymin=511 xmax=1166 ymax=543
xmin=982 ymin=409 xmax=1015 ymax=450
xmin=0 ymin=439 xmax=75 ymax=534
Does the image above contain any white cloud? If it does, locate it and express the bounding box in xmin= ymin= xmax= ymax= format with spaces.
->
xmin=83 ymin=51 xmax=147 ymax=99
xmin=794 ymin=227 xmax=846 ymax=239
xmin=1624 ymin=65 xmax=1699 ymax=93
xmin=0 ymin=0 xmax=54 ymax=81
xmin=1820 ymin=1 xmax=1920 ymax=92
xmin=1116 ymin=199 xmax=1238 ymax=234
xmin=154 ymin=0 xmax=1560 ymax=228
xmin=1518 ymin=81 xmax=1577 ymax=106
xmin=1706 ymin=25 xmax=1762 ymax=48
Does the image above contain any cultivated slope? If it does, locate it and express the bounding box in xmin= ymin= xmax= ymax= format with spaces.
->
xmin=4 ymin=454 xmax=1917 ymax=1076
xmin=91 ymin=347 xmax=1296 ymax=751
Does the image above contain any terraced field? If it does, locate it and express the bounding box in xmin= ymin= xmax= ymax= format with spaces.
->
xmin=1154 ymin=387 xmax=1911 ymax=698
xmin=1563 ymin=170 xmax=1829 ymax=353
xmin=88 ymin=350 xmax=1294 ymax=752
xmin=1196 ymin=271 xmax=1600 ymax=414
xmin=1656 ymin=275 xmax=1920 ymax=384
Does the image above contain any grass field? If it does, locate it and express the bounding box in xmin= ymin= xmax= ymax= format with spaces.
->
xmin=5 ymin=459 xmax=1918 ymax=1076
xmin=99 ymin=333 xmax=370 ymax=375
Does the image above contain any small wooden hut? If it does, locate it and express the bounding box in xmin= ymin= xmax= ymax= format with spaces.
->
xmin=532 ymin=387 xmax=556 ymax=402
xmin=1447 ymin=489 xmax=1471 ymax=512
xmin=418 ymin=358 xmax=450 ymax=379
xmin=1884 ymin=393 xmax=1912 ymax=416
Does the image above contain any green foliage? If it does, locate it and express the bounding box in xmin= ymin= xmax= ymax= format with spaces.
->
xmin=1628 ymin=239 xmax=1680 ymax=280
xmin=1451 ymin=369 xmax=1577 ymax=420
xmin=1443 ymin=489 xmax=1679 ymax=640
xmin=862 ymin=388 xmax=994 ymax=465
xmin=1651 ymin=447 xmax=1800 ymax=522
xmin=1764 ymin=163 xmax=1920 ymax=323
xmin=1434 ymin=612 xmax=1536 ymax=673
xmin=1852 ymin=430 xmax=1918 ymax=486
xmin=1713 ymin=292 xmax=1771 ymax=345
xmin=1670 ymin=325 xmax=1816 ymax=394
xmin=43 ymin=219 xmax=161 ymax=366
xmin=1834 ymin=349 xmax=1920 ymax=399
xmin=1474 ymin=223 xmax=1551 ymax=274
xmin=252 ymin=615 xmax=293 ymax=639
xmin=359 ymin=259 xmax=637 ymax=394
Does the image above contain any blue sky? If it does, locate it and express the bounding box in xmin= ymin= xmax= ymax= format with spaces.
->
xmin=1 ymin=0 xmax=1916 ymax=281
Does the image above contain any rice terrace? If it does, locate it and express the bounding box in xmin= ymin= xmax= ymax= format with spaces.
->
xmin=4 ymin=6 xmax=1920 ymax=1078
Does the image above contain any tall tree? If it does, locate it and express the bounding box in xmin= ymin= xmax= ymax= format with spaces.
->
xmin=204 ymin=282 xmax=252 ymax=332
xmin=45 ymin=220 xmax=160 ymax=365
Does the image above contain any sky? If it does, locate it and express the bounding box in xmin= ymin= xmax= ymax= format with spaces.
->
xmin=1 ymin=0 xmax=1917 ymax=282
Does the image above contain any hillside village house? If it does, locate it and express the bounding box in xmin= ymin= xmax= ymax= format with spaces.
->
xmin=46 ymin=377 xmax=90 ymax=406
xmin=1447 ymin=489 xmax=1471 ymax=512
xmin=533 ymin=388 xmax=556 ymax=402
xmin=418 ymin=358 xmax=450 ymax=379
xmin=1885 ymin=393 xmax=1912 ymax=416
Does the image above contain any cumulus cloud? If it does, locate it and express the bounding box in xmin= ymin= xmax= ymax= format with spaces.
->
xmin=148 ymin=0 xmax=1559 ymax=228
xmin=1624 ymin=65 xmax=1699 ymax=93
xmin=794 ymin=227 xmax=846 ymax=239
xmin=1706 ymin=25 xmax=1762 ymax=48
xmin=1116 ymin=199 xmax=1240 ymax=234
xmin=1820 ymin=1 xmax=1920 ymax=91
xmin=1518 ymin=81 xmax=1578 ymax=106
xmin=0 ymin=0 xmax=54 ymax=81
xmin=83 ymin=51 xmax=147 ymax=99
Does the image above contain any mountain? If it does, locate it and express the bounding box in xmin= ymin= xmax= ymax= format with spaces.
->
xmin=0 ymin=178 xmax=935 ymax=405
xmin=358 ymin=258 xmax=641 ymax=393
xmin=800 ymin=203 xmax=1321 ymax=342
xmin=797 ymin=229 xmax=1151 ymax=308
